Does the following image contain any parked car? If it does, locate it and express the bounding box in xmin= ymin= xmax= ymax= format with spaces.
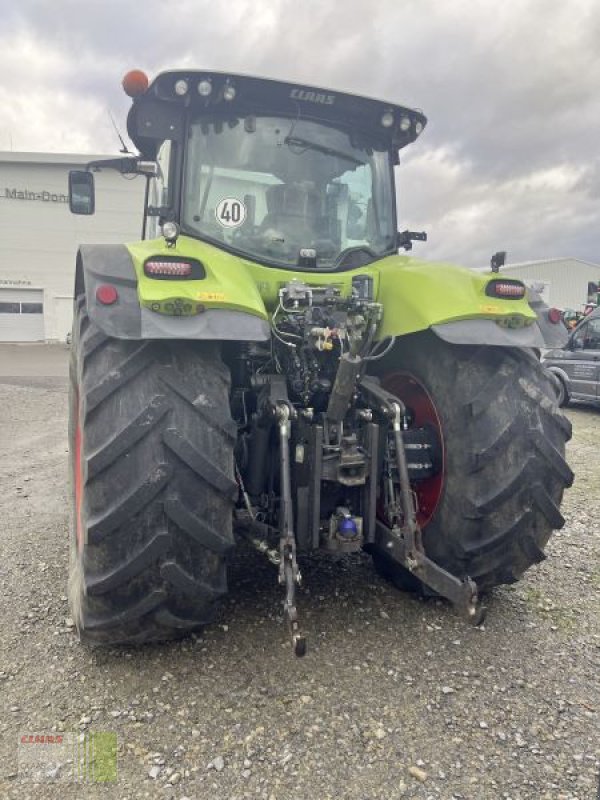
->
xmin=542 ymin=306 xmax=600 ymax=407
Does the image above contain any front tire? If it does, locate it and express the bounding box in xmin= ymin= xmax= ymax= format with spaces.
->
xmin=68 ymin=297 xmax=237 ymax=644
xmin=370 ymin=333 xmax=573 ymax=592
xmin=552 ymin=372 xmax=569 ymax=408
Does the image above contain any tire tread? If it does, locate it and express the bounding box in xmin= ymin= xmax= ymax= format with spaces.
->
xmin=370 ymin=333 xmax=572 ymax=593
xmin=69 ymin=299 xmax=235 ymax=645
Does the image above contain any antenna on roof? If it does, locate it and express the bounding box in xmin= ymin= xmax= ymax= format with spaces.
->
xmin=108 ymin=109 xmax=132 ymax=154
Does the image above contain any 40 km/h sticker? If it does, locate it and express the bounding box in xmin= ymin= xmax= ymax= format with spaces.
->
xmin=215 ymin=198 xmax=246 ymax=228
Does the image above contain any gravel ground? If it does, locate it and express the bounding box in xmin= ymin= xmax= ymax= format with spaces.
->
xmin=0 ymin=360 xmax=598 ymax=799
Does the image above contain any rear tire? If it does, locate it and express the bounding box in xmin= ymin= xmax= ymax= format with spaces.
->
xmin=370 ymin=333 xmax=573 ymax=593
xmin=68 ymin=297 xmax=237 ymax=644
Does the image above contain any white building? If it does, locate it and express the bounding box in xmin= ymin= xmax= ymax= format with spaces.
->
xmin=478 ymin=257 xmax=600 ymax=310
xmin=0 ymin=152 xmax=144 ymax=342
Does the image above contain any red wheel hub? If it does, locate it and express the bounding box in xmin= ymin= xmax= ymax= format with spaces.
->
xmin=381 ymin=371 xmax=445 ymax=528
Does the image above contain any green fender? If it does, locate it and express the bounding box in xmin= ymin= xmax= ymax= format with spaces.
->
xmin=127 ymin=238 xmax=269 ymax=321
xmin=77 ymin=235 xmax=544 ymax=346
xmin=374 ymin=255 xmax=546 ymax=347
xmin=375 ymin=255 xmax=536 ymax=335
xmin=76 ymin=240 xmax=270 ymax=340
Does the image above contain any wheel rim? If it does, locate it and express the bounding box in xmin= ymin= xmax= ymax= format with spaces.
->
xmin=381 ymin=371 xmax=445 ymax=528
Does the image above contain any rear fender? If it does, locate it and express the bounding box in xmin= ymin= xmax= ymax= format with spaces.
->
xmin=431 ymin=287 xmax=569 ymax=349
xmin=75 ymin=244 xmax=270 ymax=340
xmin=76 ymin=245 xmax=140 ymax=338
xmin=376 ymin=257 xmax=558 ymax=348
xmin=526 ymin=287 xmax=569 ymax=349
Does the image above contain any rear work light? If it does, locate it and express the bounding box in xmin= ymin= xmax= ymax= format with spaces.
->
xmin=143 ymin=258 xmax=205 ymax=280
xmin=485 ymin=280 xmax=526 ymax=299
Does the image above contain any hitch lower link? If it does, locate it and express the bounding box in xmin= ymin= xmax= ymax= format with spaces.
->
xmin=362 ymin=379 xmax=486 ymax=626
xmin=275 ymin=402 xmax=307 ymax=657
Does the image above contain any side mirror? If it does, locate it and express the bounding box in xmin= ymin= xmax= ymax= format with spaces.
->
xmin=68 ymin=170 xmax=95 ymax=215
xmin=397 ymin=230 xmax=427 ymax=251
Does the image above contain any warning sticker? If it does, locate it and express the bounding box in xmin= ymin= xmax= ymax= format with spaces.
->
xmin=215 ymin=198 xmax=246 ymax=228
xmin=480 ymin=304 xmax=501 ymax=314
xmin=198 ymin=292 xmax=226 ymax=302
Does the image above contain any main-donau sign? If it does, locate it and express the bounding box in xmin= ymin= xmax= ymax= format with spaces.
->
xmin=2 ymin=188 xmax=68 ymax=203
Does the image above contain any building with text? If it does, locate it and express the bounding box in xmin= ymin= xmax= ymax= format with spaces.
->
xmin=0 ymin=152 xmax=144 ymax=341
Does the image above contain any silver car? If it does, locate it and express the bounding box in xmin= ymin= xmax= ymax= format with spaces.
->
xmin=542 ymin=307 xmax=600 ymax=407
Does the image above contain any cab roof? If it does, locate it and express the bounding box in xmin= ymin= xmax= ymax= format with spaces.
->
xmin=127 ymin=70 xmax=427 ymax=158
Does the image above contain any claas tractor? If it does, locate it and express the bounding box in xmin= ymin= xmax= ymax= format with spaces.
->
xmin=67 ymin=69 xmax=573 ymax=655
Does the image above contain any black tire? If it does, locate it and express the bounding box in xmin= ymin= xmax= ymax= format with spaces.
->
xmin=370 ymin=333 xmax=573 ymax=592
xmin=552 ymin=373 xmax=569 ymax=408
xmin=68 ymin=297 xmax=237 ymax=644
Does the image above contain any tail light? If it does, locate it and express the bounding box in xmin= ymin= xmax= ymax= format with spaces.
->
xmin=143 ymin=257 xmax=205 ymax=280
xmin=145 ymin=260 xmax=191 ymax=277
xmin=485 ymin=280 xmax=526 ymax=299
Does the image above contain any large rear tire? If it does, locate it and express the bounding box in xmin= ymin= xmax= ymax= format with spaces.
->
xmin=68 ymin=297 xmax=237 ymax=644
xmin=370 ymin=333 xmax=573 ymax=592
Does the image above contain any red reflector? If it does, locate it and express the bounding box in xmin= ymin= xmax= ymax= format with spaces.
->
xmin=486 ymin=280 xmax=526 ymax=298
xmin=144 ymin=260 xmax=192 ymax=277
xmin=548 ymin=307 xmax=562 ymax=324
xmin=96 ymin=284 xmax=118 ymax=305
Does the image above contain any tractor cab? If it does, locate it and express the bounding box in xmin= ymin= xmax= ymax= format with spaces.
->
xmin=73 ymin=70 xmax=427 ymax=271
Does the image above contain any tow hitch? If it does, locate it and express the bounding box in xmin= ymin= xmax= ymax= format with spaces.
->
xmin=236 ymin=373 xmax=485 ymax=659
xmin=361 ymin=378 xmax=486 ymax=626
xmin=235 ymin=377 xmax=307 ymax=657
xmin=275 ymin=402 xmax=307 ymax=657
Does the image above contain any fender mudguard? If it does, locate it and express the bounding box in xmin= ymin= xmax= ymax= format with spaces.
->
xmin=375 ymin=257 xmax=538 ymax=343
xmin=430 ymin=294 xmax=569 ymax=350
xmin=431 ymin=318 xmax=546 ymax=348
xmin=75 ymin=244 xmax=270 ymax=341
xmin=431 ymin=288 xmax=569 ymax=349
xmin=376 ymin=257 xmax=566 ymax=348
xmin=525 ymin=287 xmax=569 ymax=349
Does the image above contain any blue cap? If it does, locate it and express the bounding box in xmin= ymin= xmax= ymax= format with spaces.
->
xmin=338 ymin=517 xmax=358 ymax=537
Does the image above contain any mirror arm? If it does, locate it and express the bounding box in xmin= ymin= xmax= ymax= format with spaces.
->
xmin=86 ymin=156 xmax=138 ymax=174
xmin=85 ymin=157 xmax=158 ymax=177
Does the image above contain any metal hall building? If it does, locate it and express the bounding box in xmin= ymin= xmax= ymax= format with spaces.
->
xmin=0 ymin=152 xmax=144 ymax=342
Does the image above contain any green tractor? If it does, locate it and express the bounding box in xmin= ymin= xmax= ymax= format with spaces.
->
xmin=67 ymin=69 xmax=573 ymax=655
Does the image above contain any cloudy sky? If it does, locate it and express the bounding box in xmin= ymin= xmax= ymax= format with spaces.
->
xmin=1 ymin=0 xmax=598 ymax=267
